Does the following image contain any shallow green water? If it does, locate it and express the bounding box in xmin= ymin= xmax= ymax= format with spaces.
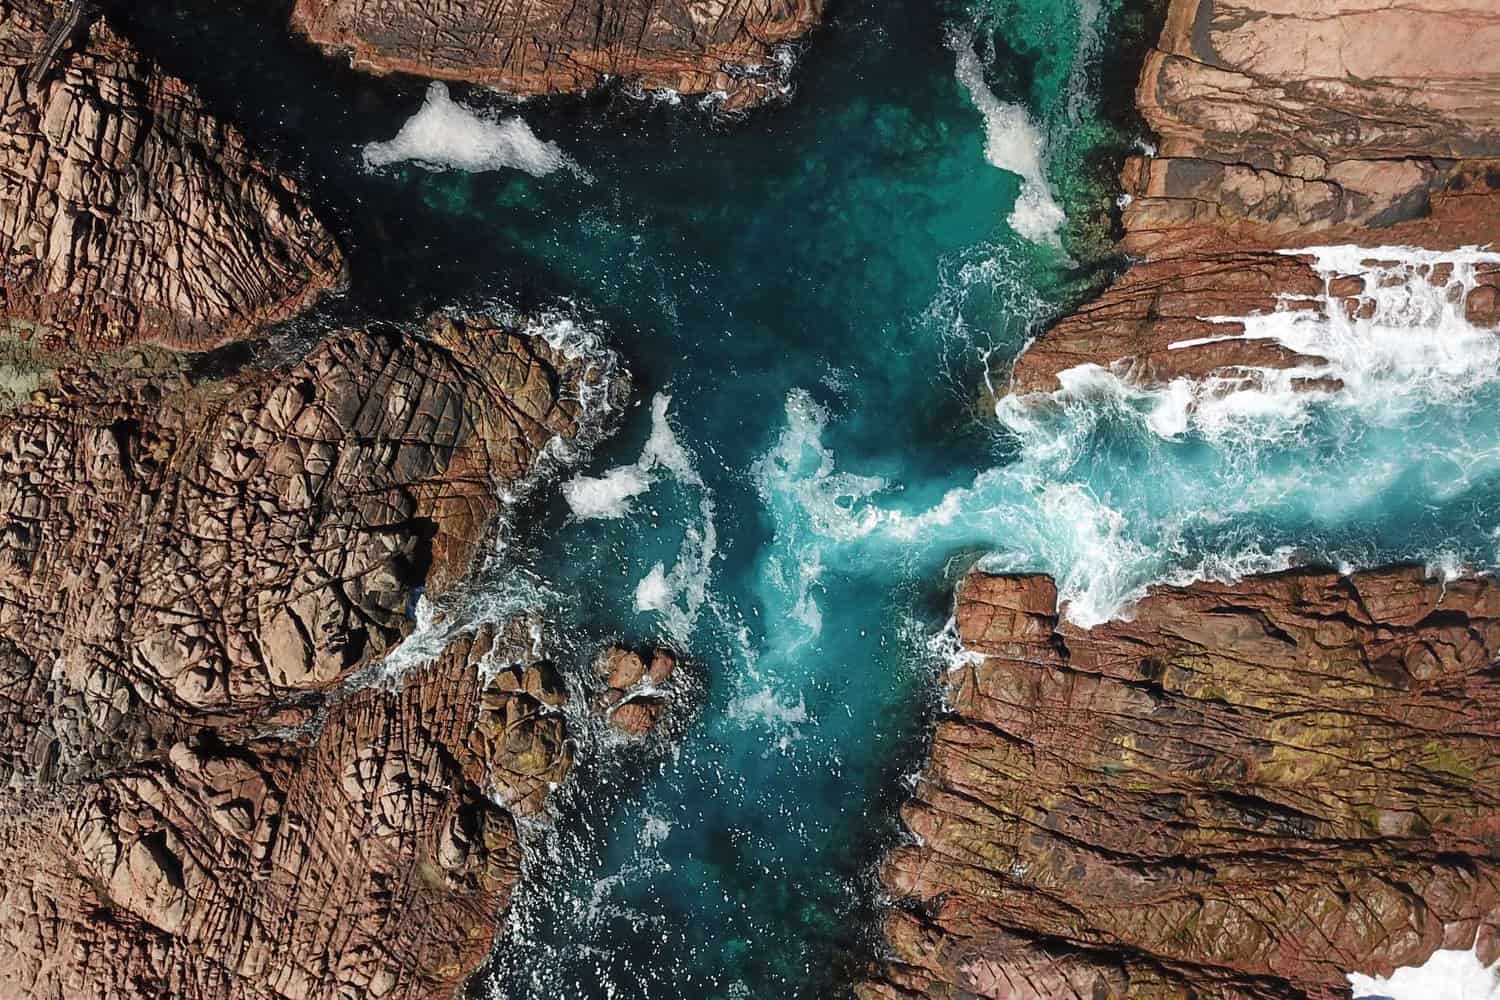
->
xmin=111 ymin=1 xmax=1500 ymax=996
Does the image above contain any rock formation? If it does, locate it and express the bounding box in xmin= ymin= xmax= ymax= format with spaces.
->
xmin=0 ymin=0 xmax=345 ymax=351
xmin=285 ymin=0 xmax=825 ymax=110
xmin=0 ymin=314 xmax=624 ymax=997
xmin=1009 ymin=0 xmax=1500 ymax=395
xmin=591 ymin=644 xmax=681 ymax=737
xmin=862 ymin=566 xmax=1500 ymax=999
xmin=866 ymin=2 xmax=1500 ymax=995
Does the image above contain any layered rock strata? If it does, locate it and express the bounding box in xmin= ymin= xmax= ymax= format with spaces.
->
xmin=0 ymin=314 xmax=624 ymax=997
xmin=1010 ymin=0 xmax=1500 ymax=395
xmin=286 ymin=0 xmax=825 ymax=110
xmin=862 ymin=566 xmax=1500 ymax=999
xmin=0 ymin=0 xmax=344 ymax=351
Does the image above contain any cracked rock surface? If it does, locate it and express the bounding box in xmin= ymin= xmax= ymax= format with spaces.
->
xmin=0 ymin=0 xmax=345 ymax=352
xmin=0 ymin=313 xmax=623 ymax=998
xmin=1009 ymin=0 xmax=1500 ymax=395
xmin=287 ymin=0 xmax=825 ymax=110
xmin=591 ymin=644 xmax=681 ymax=737
xmin=861 ymin=566 xmax=1500 ymax=1000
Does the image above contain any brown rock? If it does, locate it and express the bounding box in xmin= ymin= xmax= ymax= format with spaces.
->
xmin=0 ymin=0 xmax=344 ymax=351
xmin=862 ymin=565 xmax=1500 ymax=999
xmin=0 ymin=312 xmax=626 ymax=997
xmin=1009 ymin=0 xmax=1500 ymax=396
xmin=590 ymin=644 xmax=680 ymax=736
xmin=0 ymin=623 xmax=552 ymax=1000
xmin=286 ymin=0 xmax=825 ymax=110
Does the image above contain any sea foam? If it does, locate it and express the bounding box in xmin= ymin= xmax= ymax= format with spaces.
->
xmin=363 ymin=82 xmax=591 ymax=180
xmin=564 ymin=393 xmax=701 ymax=520
xmin=950 ymin=34 xmax=1066 ymax=247
xmin=1349 ymin=947 xmax=1500 ymax=1000
xmin=1018 ymin=245 xmax=1500 ymax=448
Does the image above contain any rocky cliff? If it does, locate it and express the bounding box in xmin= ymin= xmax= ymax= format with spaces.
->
xmin=0 ymin=0 xmax=345 ymax=351
xmin=862 ymin=566 xmax=1500 ymax=999
xmin=865 ymin=1 xmax=1500 ymax=996
xmin=0 ymin=2 xmax=631 ymax=994
xmin=286 ymin=0 xmax=825 ymax=110
xmin=0 ymin=314 xmax=625 ymax=998
xmin=1010 ymin=0 xmax=1500 ymax=394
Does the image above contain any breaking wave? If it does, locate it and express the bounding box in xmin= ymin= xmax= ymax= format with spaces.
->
xmin=363 ymin=82 xmax=592 ymax=180
xmin=1012 ymin=245 xmax=1500 ymax=449
xmin=949 ymin=33 xmax=1066 ymax=247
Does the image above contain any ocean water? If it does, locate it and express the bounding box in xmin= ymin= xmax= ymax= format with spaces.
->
xmin=108 ymin=0 xmax=1500 ymax=996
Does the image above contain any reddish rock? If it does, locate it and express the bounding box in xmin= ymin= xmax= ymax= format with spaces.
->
xmin=1008 ymin=0 xmax=1500 ymax=396
xmin=591 ymin=644 xmax=680 ymax=736
xmin=860 ymin=566 xmax=1500 ymax=999
xmin=0 ymin=313 xmax=626 ymax=997
xmin=0 ymin=0 xmax=344 ymax=351
xmin=287 ymin=0 xmax=825 ymax=111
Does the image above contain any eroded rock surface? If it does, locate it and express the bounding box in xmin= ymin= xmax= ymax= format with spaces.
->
xmin=287 ymin=0 xmax=825 ymax=110
xmin=0 ymin=313 xmax=623 ymax=997
xmin=1009 ymin=0 xmax=1500 ymax=395
xmin=590 ymin=644 xmax=681 ymax=737
xmin=862 ymin=566 xmax=1500 ymax=1000
xmin=0 ymin=0 xmax=344 ymax=351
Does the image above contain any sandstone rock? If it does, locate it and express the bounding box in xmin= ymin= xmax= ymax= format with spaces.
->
xmin=1009 ymin=0 xmax=1500 ymax=395
xmin=0 ymin=0 xmax=344 ymax=351
xmin=861 ymin=565 xmax=1500 ymax=999
xmin=0 ymin=623 xmax=556 ymax=1000
xmin=590 ymin=644 xmax=679 ymax=736
xmin=286 ymin=0 xmax=825 ymax=110
xmin=0 ymin=313 xmax=625 ymax=997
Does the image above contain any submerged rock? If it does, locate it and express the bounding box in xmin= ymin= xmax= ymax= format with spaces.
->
xmin=0 ymin=0 xmax=345 ymax=351
xmin=1008 ymin=0 xmax=1500 ymax=396
xmin=0 ymin=313 xmax=625 ymax=997
xmin=862 ymin=565 xmax=1500 ymax=999
xmin=286 ymin=0 xmax=825 ymax=110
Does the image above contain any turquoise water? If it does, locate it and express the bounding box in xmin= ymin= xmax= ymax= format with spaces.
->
xmin=110 ymin=0 xmax=1500 ymax=996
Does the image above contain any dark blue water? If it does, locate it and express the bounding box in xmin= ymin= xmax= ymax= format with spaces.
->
xmin=110 ymin=1 xmax=1500 ymax=996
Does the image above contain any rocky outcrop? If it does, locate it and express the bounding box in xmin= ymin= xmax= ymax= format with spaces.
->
xmin=591 ymin=644 xmax=681 ymax=737
xmin=1010 ymin=0 xmax=1500 ymax=395
xmin=0 ymin=0 xmax=344 ymax=352
xmin=862 ymin=566 xmax=1500 ymax=999
xmin=286 ymin=0 xmax=824 ymax=110
xmin=0 ymin=313 xmax=625 ymax=997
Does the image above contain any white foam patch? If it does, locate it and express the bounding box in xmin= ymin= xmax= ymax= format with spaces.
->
xmin=1349 ymin=947 xmax=1500 ymax=1000
xmin=564 ymin=393 xmax=701 ymax=520
xmin=950 ymin=34 xmax=1067 ymax=247
xmin=727 ymin=686 xmax=809 ymax=729
xmin=633 ymin=495 xmax=718 ymax=643
xmin=1013 ymin=246 xmax=1500 ymax=447
xmin=363 ymin=82 xmax=591 ymax=180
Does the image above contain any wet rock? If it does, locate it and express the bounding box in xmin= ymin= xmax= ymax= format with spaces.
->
xmin=590 ymin=644 xmax=679 ymax=736
xmin=286 ymin=0 xmax=825 ymax=111
xmin=474 ymin=654 xmax=574 ymax=816
xmin=1008 ymin=0 xmax=1500 ymax=395
xmin=0 ymin=0 xmax=344 ymax=351
xmin=860 ymin=565 xmax=1500 ymax=999
xmin=0 ymin=313 xmax=624 ymax=997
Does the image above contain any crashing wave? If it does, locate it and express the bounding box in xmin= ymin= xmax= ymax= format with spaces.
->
xmin=948 ymin=33 xmax=1067 ymax=247
xmin=363 ymin=81 xmax=593 ymax=181
xmin=1006 ymin=245 xmax=1500 ymax=450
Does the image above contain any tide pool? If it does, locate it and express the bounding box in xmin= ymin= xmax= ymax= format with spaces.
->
xmin=106 ymin=0 xmax=1500 ymax=996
